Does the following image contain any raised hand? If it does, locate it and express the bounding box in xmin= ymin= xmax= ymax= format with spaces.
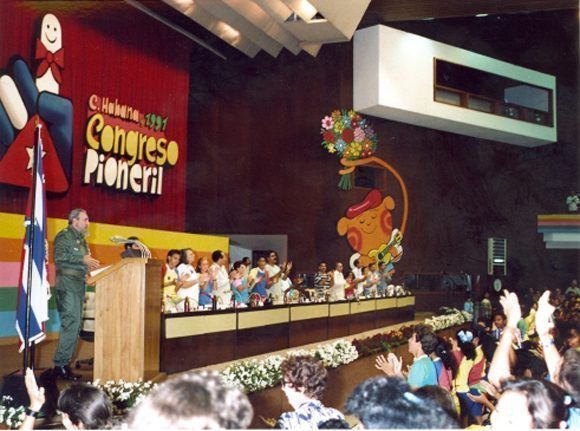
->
xmin=24 ymin=368 xmax=45 ymax=412
xmin=499 ymin=289 xmax=521 ymax=328
xmin=535 ymin=290 xmax=555 ymax=338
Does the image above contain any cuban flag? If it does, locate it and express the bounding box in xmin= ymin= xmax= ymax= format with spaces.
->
xmin=15 ymin=123 xmax=50 ymax=351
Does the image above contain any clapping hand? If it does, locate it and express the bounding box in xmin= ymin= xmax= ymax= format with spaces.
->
xmin=375 ymin=353 xmax=403 ymax=377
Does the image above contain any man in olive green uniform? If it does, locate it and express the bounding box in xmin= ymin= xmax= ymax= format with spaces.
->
xmin=53 ymin=208 xmax=99 ymax=380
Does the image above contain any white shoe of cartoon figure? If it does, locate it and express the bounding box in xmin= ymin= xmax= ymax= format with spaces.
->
xmin=35 ymin=14 xmax=63 ymax=95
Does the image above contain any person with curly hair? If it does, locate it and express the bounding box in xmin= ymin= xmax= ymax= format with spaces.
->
xmin=276 ymin=355 xmax=344 ymax=429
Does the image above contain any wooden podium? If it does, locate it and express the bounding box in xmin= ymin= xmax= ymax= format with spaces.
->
xmin=87 ymin=258 xmax=162 ymax=381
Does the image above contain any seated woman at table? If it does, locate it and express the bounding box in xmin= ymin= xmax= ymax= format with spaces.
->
xmin=249 ymin=256 xmax=269 ymax=301
xmin=197 ymin=256 xmax=214 ymax=308
xmin=232 ymin=261 xmax=250 ymax=306
xmin=176 ymin=248 xmax=199 ymax=310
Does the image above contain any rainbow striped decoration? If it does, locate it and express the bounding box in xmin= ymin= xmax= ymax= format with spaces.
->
xmin=537 ymin=214 xmax=580 ymax=249
xmin=0 ymin=211 xmax=229 ymax=341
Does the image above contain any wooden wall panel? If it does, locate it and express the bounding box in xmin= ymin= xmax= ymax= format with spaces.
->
xmin=184 ymin=10 xmax=578 ymax=293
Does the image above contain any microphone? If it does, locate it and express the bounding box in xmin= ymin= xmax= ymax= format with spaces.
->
xmin=109 ymin=235 xmax=152 ymax=259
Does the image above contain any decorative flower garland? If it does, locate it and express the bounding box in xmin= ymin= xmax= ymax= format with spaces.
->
xmin=220 ymin=309 xmax=471 ymax=394
xmin=0 ymin=396 xmax=25 ymax=429
xmin=91 ymin=379 xmax=157 ymax=416
xmin=354 ymin=308 xmax=472 ymax=358
xmin=221 ymin=339 xmax=358 ymax=394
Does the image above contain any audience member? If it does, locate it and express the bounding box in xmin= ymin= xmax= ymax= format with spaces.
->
xmin=491 ymin=312 xmax=507 ymax=342
xmin=566 ymin=279 xmax=580 ymax=296
xmin=450 ymin=327 xmax=486 ymax=425
xmin=479 ymin=291 xmax=492 ymax=321
xmin=316 ymin=418 xmax=350 ymax=429
xmin=463 ymin=295 xmax=474 ymax=315
xmin=491 ymin=378 xmax=568 ymax=429
xmin=375 ymin=323 xmax=438 ymax=388
xmin=430 ymin=336 xmax=455 ymax=391
xmin=126 ymin=370 xmax=253 ymax=429
xmin=20 ymin=368 xmax=112 ymax=430
xmin=413 ymin=384 xmax=458 ymax=421
xmin=276 ymin=355 xmax=344 ymax=429
xmin=345 ymin=376 xmax=458 ymax=429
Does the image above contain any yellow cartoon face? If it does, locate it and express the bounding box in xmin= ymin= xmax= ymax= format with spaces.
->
xmin=337 ymin=193 xmax=395 ymax=256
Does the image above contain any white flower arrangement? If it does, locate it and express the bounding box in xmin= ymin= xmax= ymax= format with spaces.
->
xmin=424 ymin=308 xmax=472 ymax=331
xmin=0 ymin=396 xmax=25 ymax=429
xmin=221 ymin=339 xmax=359 ymax=394
xmin=91 ymin=379 xmax=157 ymax=415
xmin=221 ymin=310 xmax=468 ymax=395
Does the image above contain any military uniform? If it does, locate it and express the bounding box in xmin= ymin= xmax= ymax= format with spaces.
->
xmin=52 ymin=226 xmax=89 ymax=367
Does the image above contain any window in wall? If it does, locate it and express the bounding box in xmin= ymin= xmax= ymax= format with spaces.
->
xmin=487 ymin=238 xmax=507 ymax=276
xmin=434 ymin=59 xmax=553 ymax=127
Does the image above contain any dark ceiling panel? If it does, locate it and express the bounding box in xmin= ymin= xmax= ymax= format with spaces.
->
xmin=363 ymin=0 xmax=579 ymax=24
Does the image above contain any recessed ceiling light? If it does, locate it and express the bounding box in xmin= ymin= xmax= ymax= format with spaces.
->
xmin=475 ymin=13 xmax=488 ymax=18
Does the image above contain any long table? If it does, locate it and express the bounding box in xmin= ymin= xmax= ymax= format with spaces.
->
xmin=160 ymin=296 xmax=415 ymax=373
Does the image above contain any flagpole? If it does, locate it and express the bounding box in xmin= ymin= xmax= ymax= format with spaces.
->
xmin=22 ymin=121 xmax=41 ymax=371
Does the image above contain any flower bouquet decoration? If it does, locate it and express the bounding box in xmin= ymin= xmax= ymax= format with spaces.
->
xmin=91 ymin=379 xmax=157 ymax=416
xmin=0 ymin=396 xmax=25 ymax=429
xmin=320 ymin=109 xmax=377 ymax=190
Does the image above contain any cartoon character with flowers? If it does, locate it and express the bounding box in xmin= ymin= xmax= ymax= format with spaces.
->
xmin=321 ymin=109 xmax=408 ymax=274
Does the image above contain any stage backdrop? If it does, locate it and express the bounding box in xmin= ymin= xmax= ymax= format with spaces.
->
xmin=0 ymin=1 xmax=189 ymax=230
xmin=0 ymin=2 xmax=204 ymax=341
